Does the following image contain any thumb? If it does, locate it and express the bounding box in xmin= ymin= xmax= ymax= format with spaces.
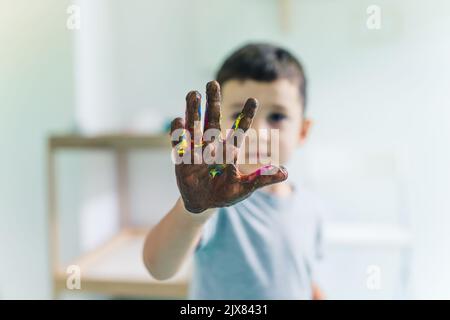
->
xmin=241 ymin=165 xmax=288 ymax=189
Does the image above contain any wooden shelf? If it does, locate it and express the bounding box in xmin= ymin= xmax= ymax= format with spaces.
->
xmin=325 ymin=223 xmax=411 ymax=248
xmin=55 ymin=229 xmax=191 ymax=298
xmin=47 ymin=133 xmax=182 ymax=298
xmin=49 ymin=133 xmax=171 ymax=150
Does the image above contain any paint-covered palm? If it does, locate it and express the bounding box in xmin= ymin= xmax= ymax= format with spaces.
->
xmin=169 ymin=81 xmax=288 ymax=213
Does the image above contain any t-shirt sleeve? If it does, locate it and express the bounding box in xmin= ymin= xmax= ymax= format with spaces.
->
xmin=195 ymin=212 xmax=219 ymax=251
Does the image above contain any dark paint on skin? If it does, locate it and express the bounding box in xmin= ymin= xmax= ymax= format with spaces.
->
xmin=170 ymin=81 xmax=288 ymax=213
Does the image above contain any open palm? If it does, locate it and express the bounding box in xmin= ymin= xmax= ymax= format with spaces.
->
xmin=170 ymin=81 xmax=288 ymax=213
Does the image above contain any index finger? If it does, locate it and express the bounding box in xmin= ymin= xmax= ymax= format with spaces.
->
xmin=226 ymin=97 xmax=258 ymax=147
xmin=232 ymin=97 xmax=258 ymax=133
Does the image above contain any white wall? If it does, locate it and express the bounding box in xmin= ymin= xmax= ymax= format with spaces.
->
xmin=2 ymin=0 xmax=450 ymax=299
xmin=0 ymin=0 xmax=75 ymax=298
xmin=73 ymin=0 xmax=450 ymax=298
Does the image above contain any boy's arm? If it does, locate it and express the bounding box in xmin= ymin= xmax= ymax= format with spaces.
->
xmin=142 ymin=197 xmax=215 ymax=280
xmin=143 ymin=81 xmax=287 ymax=280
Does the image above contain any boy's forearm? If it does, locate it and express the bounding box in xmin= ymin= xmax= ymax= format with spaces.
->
xmin=143 ymin=197 xmax=215 ymax=280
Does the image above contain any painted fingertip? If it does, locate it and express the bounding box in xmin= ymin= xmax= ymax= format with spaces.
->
xmin=170 ymin=117 xmax=184 ymax=133
xmin=206 ymin=81 xmax=221 ymax=101
xmin=206 ymin=80 xmax=220 ymax=93
xmin=277 ymin=165 xmax=289 ymax=180
xmin=245 ymin=97 xmax=258 ymax=108
xmin=242 ymin=98 xmax=258 ymax=120
xmin=186 ymin=90 xmax=201 ymax=102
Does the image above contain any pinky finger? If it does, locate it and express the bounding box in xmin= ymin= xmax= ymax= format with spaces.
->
xmin=170 ymin=117 xmax=185 ymax=146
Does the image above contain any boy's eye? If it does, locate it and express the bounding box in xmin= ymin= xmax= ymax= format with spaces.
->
xmin=267 ymin=112 xmax=287 ymax=123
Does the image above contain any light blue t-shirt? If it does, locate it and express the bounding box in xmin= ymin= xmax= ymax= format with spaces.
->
xmin=189 ymin=185 xmax=324 ymax=300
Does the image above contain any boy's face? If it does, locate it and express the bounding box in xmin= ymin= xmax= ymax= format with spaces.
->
xmin=221 ymin=78 xmax=312 ymax=174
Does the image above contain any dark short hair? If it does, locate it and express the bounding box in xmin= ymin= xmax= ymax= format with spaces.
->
xmin=216 ymin=43 xmax=307 ymax=110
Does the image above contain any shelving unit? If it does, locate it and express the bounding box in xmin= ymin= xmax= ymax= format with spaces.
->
xmin=53 ymin=229 xmax=191 ymax=298
xmin=47 ymin=134 xmax=412 ymax=299
xmin=47 ymin=133 xmax=190 ymax=298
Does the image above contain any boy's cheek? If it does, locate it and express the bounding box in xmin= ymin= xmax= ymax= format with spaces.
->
xmin=277 ymin=138 xmax=299 ymax=163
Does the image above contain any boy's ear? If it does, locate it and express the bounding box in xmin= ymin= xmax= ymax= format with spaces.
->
xmin=299 ymin=118 xmax=313 ymax=145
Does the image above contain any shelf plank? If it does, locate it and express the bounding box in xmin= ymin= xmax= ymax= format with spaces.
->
xmin=49 ymin=134 xmax=171 ymax=149
xmin=54 ymin=276 xmax=188 ymax=298
xmin=55 ymin=229 xmax=191 ymax=298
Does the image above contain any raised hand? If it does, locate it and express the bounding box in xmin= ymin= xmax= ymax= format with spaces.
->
xmin=170 ymin=81 xmax=288 ymax=213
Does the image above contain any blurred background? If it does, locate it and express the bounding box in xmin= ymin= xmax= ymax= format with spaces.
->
xmin=1 ymin=0 xmax=450 ymax=299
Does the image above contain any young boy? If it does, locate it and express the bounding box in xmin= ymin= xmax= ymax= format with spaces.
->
xmin=143 ymin=43 xmax=325 ymax=299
